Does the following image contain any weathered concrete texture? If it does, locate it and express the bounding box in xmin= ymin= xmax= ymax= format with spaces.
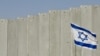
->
xmin=27 ymin=15 xmax=39 ymax=56
xmin=92 ymin=5 xmax=100 ymax=56
xmin=81 ymin=6 xmax=93 ymax=56
xmin=38 ymin=13 xmax=49 ymax=56
xmin=49 ymin=10 xmax=61 ymax=56
xmin=60 ymin=10 xmax=71 ymax=56
xmin=0 ymin=19 xmax=7 ymax=56
xmin=70 ymin=8 xmax=82 ymax=56
xmin=69 ymin=8 xmax=76 ymax=56
xmin=7 ymin=20 xmax=18 ymax=56
xmin=16 ymin=18 xmax=28 ymax=56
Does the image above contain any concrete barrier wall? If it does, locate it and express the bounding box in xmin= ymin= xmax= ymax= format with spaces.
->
xmin=70 ymin=8 xmax=81 ymax=56
xmin=0 ymin=5 xmax=100 ymax=56
xmin=92 ymin=5 xmax=100 ymax=56
xmin=27 ymin=15 xmax=39 ymax=56
xmin=81 ymin=6 xmax=93 ymax=56
xmin=0 ymin=19 xmax=7 ymax=56
xmin=7 ymin=20 xmax=18 ymax=56
xmin=61 ymin=10 xmax=71 ymax=56
xmin=49 ymin=10 xmax=61 ymax=56
xmin=38 ymin=13 xmax=49 ymax=56
xmin=17 ymin=18 xmax=28 ymax=56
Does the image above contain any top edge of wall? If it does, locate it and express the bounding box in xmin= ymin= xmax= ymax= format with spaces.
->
xmin=17 ymin=17 xmax=26 ymax=19
xmin=0 ymin=19 xmax=7 ymax=21
xmin=80 ymin=5 xmax=100 ymax=8
xmin=0 ymin=5 xmax=100 ymax=19
xmin=27 ymin=15 xmax=39 ymax=19
xmin=69 ymin=7 xmax=81 ymax=10
xmin=49 ymin=10 xmax=61 ymax=13
xmin=0 ymin=19 xmax=8 ymax=22
xmin=38 ymin=13 xmax=48 ymax=15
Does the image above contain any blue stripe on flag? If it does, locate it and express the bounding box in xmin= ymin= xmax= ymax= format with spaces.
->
xmin=74 ymin=40 xmax=97 ymax=49
xmin=71 ymin=23 xmax=96 ymax=37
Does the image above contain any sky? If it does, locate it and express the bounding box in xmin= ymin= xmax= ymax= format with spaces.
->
xmin=0 ymin=0 xmax=100 ymax=19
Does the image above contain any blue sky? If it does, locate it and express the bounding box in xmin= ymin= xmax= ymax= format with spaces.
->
xmin=0 ymin=0 xmax=100 ymax=19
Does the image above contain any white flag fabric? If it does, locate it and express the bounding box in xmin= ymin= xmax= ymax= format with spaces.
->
xmin=71 ymin=23 xmax=97 ymax=49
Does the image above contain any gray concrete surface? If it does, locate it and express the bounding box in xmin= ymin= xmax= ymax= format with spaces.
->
xmin=70 ymin=8 xmax=82 ymax=56
xmin=27 ymin=15 xmax=39 ymax=56
xmin=61 ymin=10 xmax=71 ymax=56
xmin=38 ymin=13 xmax=49 ymax=56
xmin=92 ymin=5 xmax=100 ymax=56
xmin=0 ymin=19 xmax=7 ymax=56
xmin=49 ymin=10 xmax=61 ymax=56
xmin=16 ymin=18 xmax=28 ymax=56
xmin=7 ymin=20 xmax=18 ymax=56
xmin=81 ymin=6 xmax=93 ymax=56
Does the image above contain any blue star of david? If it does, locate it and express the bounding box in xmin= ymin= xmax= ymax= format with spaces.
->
xmin=78 ymin=32 xmax=88 ymax=42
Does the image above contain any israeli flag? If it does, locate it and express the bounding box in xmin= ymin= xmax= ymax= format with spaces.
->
xmin=71 ymin=23 xmax=97 ymax=49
